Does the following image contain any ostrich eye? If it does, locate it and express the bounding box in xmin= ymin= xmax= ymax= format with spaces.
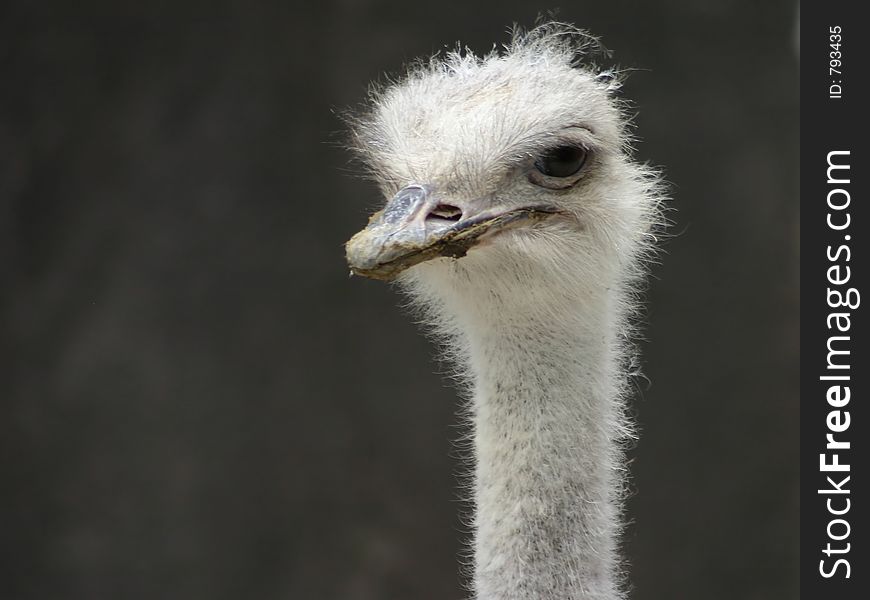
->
xmin=534 ymin=146 xmax=588 ymax=178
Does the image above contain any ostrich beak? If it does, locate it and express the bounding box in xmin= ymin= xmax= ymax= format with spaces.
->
xmin=346 ymin=184 xmax=559 ymax=281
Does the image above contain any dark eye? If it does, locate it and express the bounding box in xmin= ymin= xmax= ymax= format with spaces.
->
xmin=534 ymin=146 xmax=588 ymax=178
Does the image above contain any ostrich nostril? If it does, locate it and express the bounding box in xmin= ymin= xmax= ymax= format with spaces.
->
xmin=427 ymin=204 xmax=463 ymax=222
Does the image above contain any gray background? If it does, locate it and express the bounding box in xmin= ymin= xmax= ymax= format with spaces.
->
xmin=1 ymin=1 xmax=798 ymax=599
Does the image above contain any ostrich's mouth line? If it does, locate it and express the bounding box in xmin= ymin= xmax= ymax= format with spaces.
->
xmin=346 ymin=206 xmax=561 ymax=281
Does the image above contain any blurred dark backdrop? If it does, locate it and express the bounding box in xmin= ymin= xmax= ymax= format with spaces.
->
xmin=1 ymin=1 xmax=798 ymax=599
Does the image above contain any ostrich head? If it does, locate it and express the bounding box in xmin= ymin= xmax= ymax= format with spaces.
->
xmin=346 ymin=24 xmax=660 ymax=330
xmin=345 ymin=24 xmax=664 ymax=598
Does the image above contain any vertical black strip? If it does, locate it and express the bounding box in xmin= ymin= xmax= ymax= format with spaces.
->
xmin=801 ymin=2 xmax=866 ymax=597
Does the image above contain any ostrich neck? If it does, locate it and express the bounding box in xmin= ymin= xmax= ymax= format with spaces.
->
xmin=465 ymin=295 xmax=625 ymax=600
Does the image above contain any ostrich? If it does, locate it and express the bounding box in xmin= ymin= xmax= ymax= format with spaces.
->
xmin=345 ymin=23 xmax=663 ymax=600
